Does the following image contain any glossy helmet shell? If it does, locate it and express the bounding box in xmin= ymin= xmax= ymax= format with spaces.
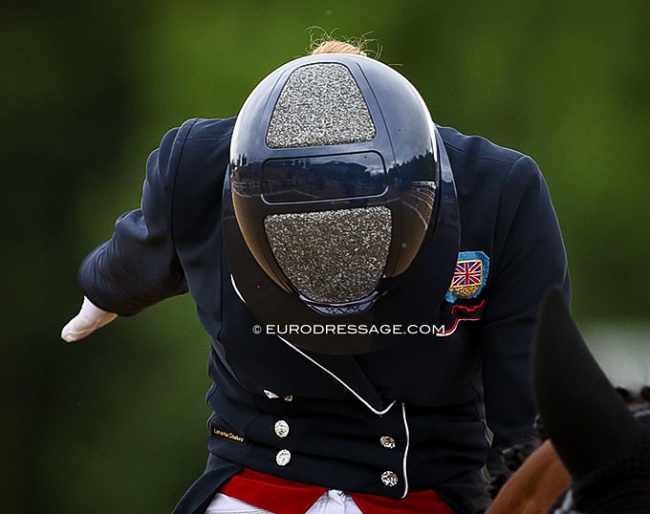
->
xmin=223 ymin=53 xmax=459 ymax=354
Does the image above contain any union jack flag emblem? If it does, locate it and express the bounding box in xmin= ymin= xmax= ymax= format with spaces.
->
xmin=445 ymin=251 xmax=490 ymax=303
xmin=452 ymin=260 xmax=483 ymax=288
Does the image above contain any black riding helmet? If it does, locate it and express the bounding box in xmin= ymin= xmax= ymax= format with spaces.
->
xmin=222 ymin=53 xmax=460 ymax=354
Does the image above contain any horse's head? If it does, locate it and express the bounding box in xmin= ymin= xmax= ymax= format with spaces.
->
xmin=533 ymin=287 xmax=650 ymax=513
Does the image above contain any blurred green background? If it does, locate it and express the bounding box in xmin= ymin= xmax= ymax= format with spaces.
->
xmin=3 ymin=1 xmax=650 ymax=512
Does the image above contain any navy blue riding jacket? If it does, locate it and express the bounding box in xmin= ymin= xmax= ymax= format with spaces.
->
xmin=78 ymin=117 xmax=570 ymax=514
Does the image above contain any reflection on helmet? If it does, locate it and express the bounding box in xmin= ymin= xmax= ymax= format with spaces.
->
xmin=223 ymin=52 xmax=459 ymax=354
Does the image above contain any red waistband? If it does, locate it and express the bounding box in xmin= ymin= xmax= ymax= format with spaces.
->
xmin=220 ymin=468 xmax=456 ymax=514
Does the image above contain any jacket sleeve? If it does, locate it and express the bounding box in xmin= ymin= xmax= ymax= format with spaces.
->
xmin=479 ymin=155 xmax=570 ymax=463
xmin=77 ymin=120 xmax=198 ymax=316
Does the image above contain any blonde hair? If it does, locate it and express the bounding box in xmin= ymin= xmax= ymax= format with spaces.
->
xmin=310 ymin=40 xmax=367 ymax=56
xmin=308 ymin=30 xmax=378 ymax=57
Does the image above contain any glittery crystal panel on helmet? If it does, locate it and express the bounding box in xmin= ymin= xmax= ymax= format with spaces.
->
xmin=266 ymin=63 xmax=376 ymax=148
xmin=263 ymin=207 xmax=391 ymax=303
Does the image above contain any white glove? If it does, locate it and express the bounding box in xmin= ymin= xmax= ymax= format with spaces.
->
xmin=61 ymin=296 xmax=118 ymax=342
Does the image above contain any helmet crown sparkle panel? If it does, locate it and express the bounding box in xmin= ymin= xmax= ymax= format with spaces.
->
xmin=266 ymin=63 xmax=376 ymax=148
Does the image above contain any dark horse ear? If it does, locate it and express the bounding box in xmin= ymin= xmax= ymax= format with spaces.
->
xmin=532 ymin=286 xmax=644 ymax=481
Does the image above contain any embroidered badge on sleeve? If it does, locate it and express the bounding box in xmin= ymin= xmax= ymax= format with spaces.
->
xmin=445 ymin=251 xmax=490 ymax=303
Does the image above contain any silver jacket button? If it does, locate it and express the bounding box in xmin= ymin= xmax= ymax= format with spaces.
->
xmin=381 ymin=471 xmax=398 ymax=487
xmin=274 ymin=420 xmax=290 ymax=438
xmin=380 ymin=435 xmax=396 ymax=449
xmin=276 ymin=449 xmax=291 ymax=466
